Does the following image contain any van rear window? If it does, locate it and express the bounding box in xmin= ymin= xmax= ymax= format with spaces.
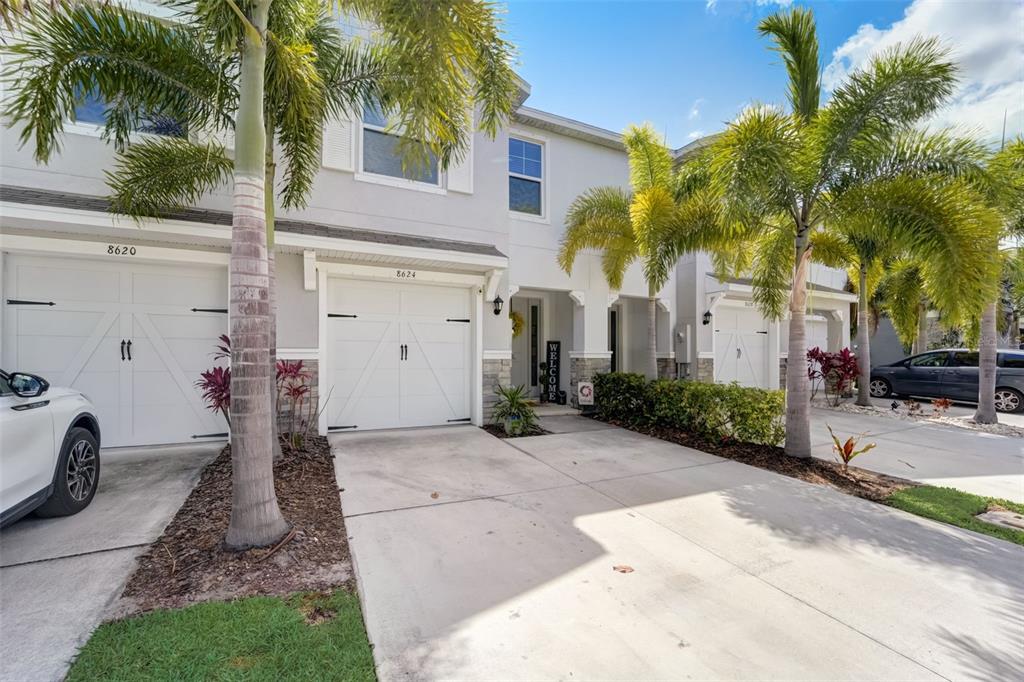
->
xmin=998 ymin=354 xmax=1024 ymax=368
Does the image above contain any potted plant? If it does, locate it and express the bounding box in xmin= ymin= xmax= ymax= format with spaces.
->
xmin=492 ymin=384 xmax=541 ymax=436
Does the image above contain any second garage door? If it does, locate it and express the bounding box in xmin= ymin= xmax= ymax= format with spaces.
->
xmin=325 ymin=278 xmax=472 ymax=431
xmin=714 ymin=305 xmax=770 ymax=388
xmin=3 ymin=254 xmax=228 ymax=447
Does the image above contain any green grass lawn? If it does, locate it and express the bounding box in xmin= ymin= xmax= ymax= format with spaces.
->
xmin=67 ymin=590 xmax=375 ymax=681
xmin=886 ymin=486 xmax=1024 ymax=546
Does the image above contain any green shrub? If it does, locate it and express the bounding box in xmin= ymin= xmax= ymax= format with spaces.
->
xmin=594 ymin=373 xmax=785 ymax=446
xmin=491 ymin=384 xmax=541 ymax=436
xmin=593 ymin=373 xmax=649 ymax=425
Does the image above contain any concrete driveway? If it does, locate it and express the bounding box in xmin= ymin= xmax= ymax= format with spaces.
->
xmin=0 ymin=443 xmax=218 ymax=682
xmin=810 ymin=404 xmax=1024 ymax=502
xmin=333 ymin=423 xmax=1023 ymax=681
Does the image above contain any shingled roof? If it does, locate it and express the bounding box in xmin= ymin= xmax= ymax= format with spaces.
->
xmin=0 ymin=185 xmax=506 ymax=259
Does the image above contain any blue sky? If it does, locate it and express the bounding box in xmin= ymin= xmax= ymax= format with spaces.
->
xmin=503 ymin=0 xmax=1024 ymax=148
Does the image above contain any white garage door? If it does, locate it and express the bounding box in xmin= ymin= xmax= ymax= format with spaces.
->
xmin=714 ymin=305 xmax=769 ymax=388
xmin=806 ymin=317 xmax=828 ymax=353
xmin=3 ymin=254 xmax=228 ymax=447
xmin=326 ymin=278 xmax=471 ymax=431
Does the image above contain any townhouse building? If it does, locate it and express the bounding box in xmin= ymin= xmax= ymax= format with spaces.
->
xmin=1 ymin=73 xmax=852 ymax=448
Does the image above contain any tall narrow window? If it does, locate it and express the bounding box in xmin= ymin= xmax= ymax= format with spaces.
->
xmin=508 ymin=137 xmax=543 ymax=215
xmin=361 ymin=102 xmax=439 ymax=185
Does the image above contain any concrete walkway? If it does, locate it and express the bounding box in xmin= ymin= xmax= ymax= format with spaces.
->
xmin=333 ymin=425 xmax=1023 ymax=681
xmin=0 ymin=443 xmax=218 ymax=682
xmin=810 ymin=405 xmax=1024 ymax=502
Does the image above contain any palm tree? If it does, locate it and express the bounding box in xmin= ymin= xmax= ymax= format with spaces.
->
xmin=811 ymin=130 xmax=993 ymax=407
xmin=702 ymin=7 xmax=1000 ymax=457
xmin=558 ymin=124 xmax=711 ymax=380
xmin=976 ymin=138 xmax=1024 ymax=423
xmin=5 ymin=0 xmax=517 ymax=548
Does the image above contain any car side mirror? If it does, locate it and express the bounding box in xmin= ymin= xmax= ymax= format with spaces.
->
xmin=9 ymin=372 xmax=49 ymax=398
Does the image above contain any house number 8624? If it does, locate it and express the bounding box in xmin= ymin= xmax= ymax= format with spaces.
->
xmin=395 ymin=269 xmax=416 ymax=279
xmin=107 ymin=245 xmax=137 ymax=256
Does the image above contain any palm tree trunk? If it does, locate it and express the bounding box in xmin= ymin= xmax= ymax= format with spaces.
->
xmin=975 ymin=299 xmax=998 ymax=424
xmin=855 ymin=263 xmax=872 ymax=407
xmin=785 ymin=236 xmax=813 ymax=458
xmin=646 ymin=287 xmax=658 ymax=380
xmin=914 ymin=302 xmax=928 ymax=354
xmin=225 ymin=0 xmax=289 ymax=550
xmin=265 ymin=120 xmax=283 ymax=461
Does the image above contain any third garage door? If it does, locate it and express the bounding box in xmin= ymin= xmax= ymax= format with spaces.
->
xmin=326 ymin=278 xmax=471 ymax=432
xmin=714 ymin=305 xmax=769 ymax=388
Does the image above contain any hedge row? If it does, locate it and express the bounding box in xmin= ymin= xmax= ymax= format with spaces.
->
xmin=593 ymin=373 xmax=785 ymax=446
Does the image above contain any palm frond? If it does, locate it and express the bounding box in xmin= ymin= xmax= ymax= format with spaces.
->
xmin=708 ymin=104 xmax=800 ymax=222
xmin=106 ymin=137 xmax=232 ymax=218
xmin=757 ymin=6 xmax=820 ymax=123
xmin=623 ymin=123 xmax=672 ymax=193
xmin=342 ymin=0 xmax=518 ymax=169
xmin=4 ymin=3 xmax=234 ymax=161
xmin=750 ymin=223 xmax=795 ymax=320
xmin=815 ymin=36 xmax=957 ymax=190
xmin=879 ymin=259 xmax=925 ymax=347
xmin=558 ymin=186 xmax=633 ymax=279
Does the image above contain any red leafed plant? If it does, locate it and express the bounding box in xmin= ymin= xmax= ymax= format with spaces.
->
xmin=932 ymin=397 xmax=953 ymax=415
xmin=195 ymin=365 xmax=231 ymax=426
xmin=827 ymin=424 xmax=876 ymax=472
xmin=195 ymin=338 xmax=319 ymax=447
xmin=807 ymin=347 xmax=860 ymax=407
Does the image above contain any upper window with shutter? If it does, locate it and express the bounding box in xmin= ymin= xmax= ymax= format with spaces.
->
xmin=360 ymin=102 xmax=439 ymax=186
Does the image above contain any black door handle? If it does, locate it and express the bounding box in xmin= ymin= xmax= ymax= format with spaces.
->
xmin=400 ymin=344 xmax=406 ymax=361
xmin=126 ymin=340 xmax=132 ymax=361
xmin=121 ymin=340 xmax=126 ymax=361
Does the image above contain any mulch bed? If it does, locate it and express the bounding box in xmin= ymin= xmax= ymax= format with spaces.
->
xmin=481 ymin=423 xmax=550 ymax=439
xmin=116 ymin=436 xmax=351 ymax=616
xmin=606 ymin=419 xmax=916 ymax=502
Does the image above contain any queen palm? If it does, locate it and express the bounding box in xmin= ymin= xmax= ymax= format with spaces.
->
xmin=810 ymin=130 xmax=993 ymax=407
xmin=703 ymin=6 xmax=1000 ymax=457
xmin=558 ymin=124 xmax=710 ymax=380
xmin=5 ymin=0 xmax=516 ymax=548
xmin=975 ymin=138 xmax=1024 ymax=423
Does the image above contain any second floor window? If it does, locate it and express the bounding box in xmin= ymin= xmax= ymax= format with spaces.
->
xmin=74 ymin=90 xmax=187 ymax=138
xmin=509 ymin=137 xmax=543 ymax=215
xmin=361 ymin=102 xmax=439 ymax=185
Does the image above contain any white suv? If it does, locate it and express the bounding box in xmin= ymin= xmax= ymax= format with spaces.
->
xmin=0 ymin=370 xmax=101 ymax=527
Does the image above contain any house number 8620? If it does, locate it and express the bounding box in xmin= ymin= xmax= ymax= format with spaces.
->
xmin=107 ymin=245 xmax=137 ymax=256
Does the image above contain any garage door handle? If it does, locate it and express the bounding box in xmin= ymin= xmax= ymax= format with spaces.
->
xmin=121 ymin=340 xmax=126 ymax=361
xmin=126 ymin=340 xmax=132 ymax=361
xmin=737 ymin=347 xmax=742 ymax=359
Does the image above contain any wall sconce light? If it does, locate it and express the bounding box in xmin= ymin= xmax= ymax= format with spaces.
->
xmin=702 ymin=310 xmax=712 ymax=326
xmin=493 ymin=295 xmax=504 ymax=316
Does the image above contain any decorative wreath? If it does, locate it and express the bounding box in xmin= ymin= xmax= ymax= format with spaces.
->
xmin=509 ymin=309 xmax=525 ymax=338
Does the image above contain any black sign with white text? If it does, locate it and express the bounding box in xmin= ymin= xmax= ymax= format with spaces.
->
xmin=546 ymin=340 xmax=561 ymax=403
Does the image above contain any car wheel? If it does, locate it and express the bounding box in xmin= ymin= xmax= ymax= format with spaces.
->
xmin=34 ymin=427 xmax=100 ymax=518
xmin=994 ymin=388 xmax=1024 ymax=414
xmin=869 ymin=378 xmax=892 ymax=398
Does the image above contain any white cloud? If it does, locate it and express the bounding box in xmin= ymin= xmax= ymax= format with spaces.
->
xmin=689 ymin=98 xmax=705 ymax=120
xmin=823 ymin=0 xmax=1024 ymax=143
xmin=687 ymin=130 xmax=705 ymax=140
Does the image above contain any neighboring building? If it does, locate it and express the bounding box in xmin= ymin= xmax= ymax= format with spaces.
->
xmin=0 ymin=75 xmax=850 ymax=448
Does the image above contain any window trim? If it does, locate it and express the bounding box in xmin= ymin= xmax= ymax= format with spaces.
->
xmin=358 ymin=109 xmax=444 ymax=192
xmin=508 ymin=130 xmax=548 ymax=223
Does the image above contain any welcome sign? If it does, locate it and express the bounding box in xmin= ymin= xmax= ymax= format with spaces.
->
xmin=545 ymin=340 xmax=561 ymax=403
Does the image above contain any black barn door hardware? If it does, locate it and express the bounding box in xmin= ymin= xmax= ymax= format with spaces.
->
xmin=7 ymin=299 xmax=55 ymax=306
xmin=191 ymin=308 xmax=228 ymax=313
xmin=328 ymin=313 xmax=358 ymax=318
